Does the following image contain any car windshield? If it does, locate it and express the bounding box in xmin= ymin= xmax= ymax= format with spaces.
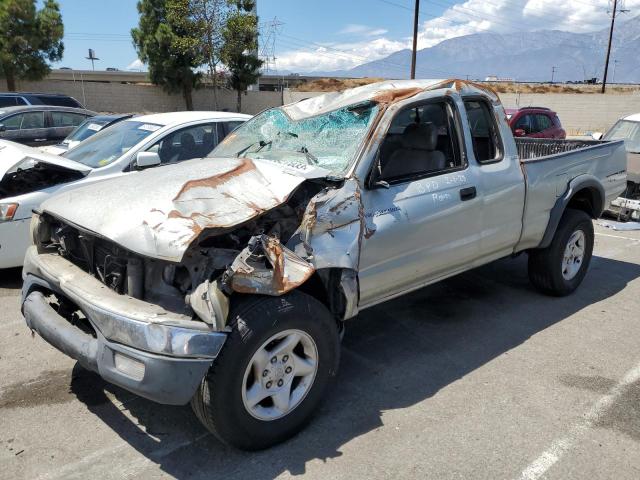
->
xmin=62 ymin=120 xmax=162 ymax=167
xmin=211 ymin=102 xmax=380 ymax=175
xmin=604 ymin=120 xmax=640 ymax=153
xmin=64 ymin=118 xmax=111 ymax=143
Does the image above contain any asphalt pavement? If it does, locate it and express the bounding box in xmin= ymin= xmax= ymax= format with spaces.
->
xmin=1 ymin=223 xmax=639 ymax=480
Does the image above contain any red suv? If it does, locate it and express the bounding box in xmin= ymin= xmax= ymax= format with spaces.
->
xmin=505 ymin=107 xmax=566 ymax=139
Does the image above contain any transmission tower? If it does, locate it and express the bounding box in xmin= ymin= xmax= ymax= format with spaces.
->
xmin=259 ymin=17 xmax=284 ymax=74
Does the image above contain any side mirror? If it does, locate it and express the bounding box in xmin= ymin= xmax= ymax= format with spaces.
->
xmin=135 ymin=151 xmax=161 ymax=169
xmin=514 ymin=128 xmax=526 ymax=137
xmin=366 ymin=151 xmax=391 ymax=189
xmin=591 ymin=132 xmax=603 ymax=141
xmin=0 ymin=124 xmax=6 ymax=133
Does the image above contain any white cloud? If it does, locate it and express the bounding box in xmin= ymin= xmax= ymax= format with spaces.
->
xmin=339 ymin=24 xmax=389 ymax=36
xmin=276 ymin=0 xmax=640 ymax=73
xmin=276 ymin=37 xmax=406 ymax=73
xmin=127 ymin=59 xmax=145 ymax=71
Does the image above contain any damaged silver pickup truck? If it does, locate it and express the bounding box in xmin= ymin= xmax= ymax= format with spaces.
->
xmin=21 ymin=79 xmax=627 ymax=450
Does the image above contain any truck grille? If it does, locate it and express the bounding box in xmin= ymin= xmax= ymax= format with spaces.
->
xmin=47 ymin=219 xmax=137 ymax=294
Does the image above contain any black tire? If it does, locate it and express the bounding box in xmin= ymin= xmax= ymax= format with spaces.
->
xmin=528 ymin=208 xmax=594 ymax=296
xmin=191 ymin=291 xmax=340 ymax=450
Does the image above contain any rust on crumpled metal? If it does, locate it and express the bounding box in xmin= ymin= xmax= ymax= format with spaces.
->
xmin=172 ymin=158 xmax=256 ymax=201
xmin=372 ymin=87 xmax=424 ymax=106
xmin=228 ymin=235 xmax=315 ymax=296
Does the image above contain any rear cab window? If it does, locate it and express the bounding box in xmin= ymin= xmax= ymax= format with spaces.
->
xmin=463 ymin=99 xmax=503 ymax=164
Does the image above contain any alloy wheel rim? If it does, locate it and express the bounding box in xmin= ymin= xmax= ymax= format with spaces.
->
xmin=241 ymin=329 xmax=318 ymax=421
xmin=562 ymin=229 xmax=586 ymax=280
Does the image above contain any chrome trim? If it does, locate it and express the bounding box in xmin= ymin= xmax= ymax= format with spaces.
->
xmin=22 ymin=247 xmax=227 ymax=359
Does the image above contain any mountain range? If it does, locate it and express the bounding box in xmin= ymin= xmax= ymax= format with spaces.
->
xmin=315 ymin=15 xmax=640 ymax=83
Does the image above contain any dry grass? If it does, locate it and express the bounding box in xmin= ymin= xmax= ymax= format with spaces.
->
xmin=291 ymin=77 xmax=384 ymax=92
xmin=487 ymin=82 xmax=640 ymax=94
xmin=293 ymin=77 xmax=640 ymax=95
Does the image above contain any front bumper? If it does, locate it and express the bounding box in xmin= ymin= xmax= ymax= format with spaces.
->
xmin=21 ymin=246 xmax=227 ymax=405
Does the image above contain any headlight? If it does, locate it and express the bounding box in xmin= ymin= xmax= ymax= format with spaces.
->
xmin=29 ymin=212 xmax=41 ymax=245
xmin=0 ymin=203 xmax=18 ymax=222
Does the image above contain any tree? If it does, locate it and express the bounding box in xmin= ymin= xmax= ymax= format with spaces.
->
xmin=221 ymin=0 xmax=262 ymax=113
xmin=190 ymin=0 xmax=227 ymax=109
xmin=132 ymin=0 xmax=203 ymax=110
xmin=0 ymin=0 xmax=64 ymax=92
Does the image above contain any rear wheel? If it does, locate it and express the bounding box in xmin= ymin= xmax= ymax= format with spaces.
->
xmin=528 ymin=208 xmax=594 ymax=296
xmin=191 ymin=291 xmax=340 ymax=450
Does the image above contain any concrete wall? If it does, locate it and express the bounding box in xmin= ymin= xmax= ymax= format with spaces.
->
xmin=3 ymin=77 xmax=640 ymax=133
xmin=499 ymin=92 xmax=640 ymax=134
xmin=1 ymin=78 xmax=284 ymax=115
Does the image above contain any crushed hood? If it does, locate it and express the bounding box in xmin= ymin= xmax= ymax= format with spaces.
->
xmin=0 ymin=140 xmax=91 ymax=178
xmin=41 ymin=156 xmax=330 ymax=262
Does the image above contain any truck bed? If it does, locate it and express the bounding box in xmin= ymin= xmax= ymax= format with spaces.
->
xmin=515 ymin=138 xmax=628 ymax=251
xmin=515 ymin=138 xmax=603 ymax=161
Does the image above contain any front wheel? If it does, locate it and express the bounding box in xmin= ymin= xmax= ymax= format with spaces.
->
xmin=191 ymin=291 xmax=340 ymax=450
xmin=528 ymin=208 xmax=594 ymax=296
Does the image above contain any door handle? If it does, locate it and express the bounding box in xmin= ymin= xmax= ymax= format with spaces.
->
xmin=460 ymin=186 xmax=477 ymax=201
xmin=34 ymin=138 xmax=47 ymax=142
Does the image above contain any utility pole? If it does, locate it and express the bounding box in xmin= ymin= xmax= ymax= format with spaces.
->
xmin=612 ymin=59 xmax=620 ymax=83
xmin=551 ymin=66 xmax=557 ymax=83
xmin=602 ymin=0 xmax=629 ymax=93
xmin=410 ymin=0 xmax=420 ymax=79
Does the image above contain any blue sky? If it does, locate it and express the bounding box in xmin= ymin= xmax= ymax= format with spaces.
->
xmin=52 ymin=0 xmax=639 ymax=73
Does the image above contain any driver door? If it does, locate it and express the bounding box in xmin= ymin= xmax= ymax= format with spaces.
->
xmin=358 ymin=97 xmax=483 ymax=306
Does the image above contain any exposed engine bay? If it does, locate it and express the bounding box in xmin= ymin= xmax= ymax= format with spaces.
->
xmin=0 ymin=160 xmax=85 ymax=198
xmin=31 ymin=177 xmax=359 ymax=330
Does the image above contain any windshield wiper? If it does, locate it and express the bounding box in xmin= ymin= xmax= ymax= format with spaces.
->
xmin=236 ymin=140 xmax=272 ymax=157
xmin=299 ymin=146 xmax=319 ymax=165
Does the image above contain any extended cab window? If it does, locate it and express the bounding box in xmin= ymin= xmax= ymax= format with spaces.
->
xmin=378 ymin=100 xmax=462 ymax=182
xmin=464 ymin=100 xmax=502 ymax=163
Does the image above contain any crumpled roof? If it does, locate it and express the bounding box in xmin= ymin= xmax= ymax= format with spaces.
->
xmin=282 ymin=79 xmax=500 ymax=120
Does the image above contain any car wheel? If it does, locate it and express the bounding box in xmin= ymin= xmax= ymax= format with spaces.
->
xmin=191 ymin=291 xmax=340 ymax=450
xmin=528 ymin=208 xmax=594 ymax=296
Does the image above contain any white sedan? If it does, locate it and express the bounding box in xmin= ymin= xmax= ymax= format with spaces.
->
xmin=0 ymin=111 xmax=250 ymax=268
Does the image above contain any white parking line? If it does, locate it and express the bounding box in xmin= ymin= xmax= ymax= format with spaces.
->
xmin=515 ymin=361 xmax=640 ymax=480
xmin=595 ymin=232 xmax=640 ymax=241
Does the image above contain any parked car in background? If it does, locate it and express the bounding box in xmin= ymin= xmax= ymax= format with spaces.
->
xmin=0 ymin=111 xmax=250 ymax=268
xmin=505 ymin=106 xmax=566 ymax=139
xmin=18 ymin=79 xmax=626 ymax=449
xmin=0 ymin=106 xmax=97 ymax=147
xmin=40 ymin=114 xmax=133 ymax=155
xmin=0 ymin=92 xmax=84 ymax=109
xmin=594 ymin=113 xmax=640 ymax=221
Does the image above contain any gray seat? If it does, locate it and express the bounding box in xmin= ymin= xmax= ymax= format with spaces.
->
xmin=178 ymin=132 xmax=198 ymax=161
xmin=382 ymin=123 xmax=446 ymax=179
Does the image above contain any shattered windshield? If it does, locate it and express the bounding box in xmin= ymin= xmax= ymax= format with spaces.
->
xmin=62 ymin=120 xmax=161 ymax=168
xmin=211 ymin=102 xmax=379 ymax=174
xmin=604 ymin=120 xmax=640 ymax=153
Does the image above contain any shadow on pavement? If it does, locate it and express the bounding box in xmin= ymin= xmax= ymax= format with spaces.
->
xmin=0 ymin=267 xmax=22 ymax=291
xmin=68 ymin=254 xmax=640 ymax=478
